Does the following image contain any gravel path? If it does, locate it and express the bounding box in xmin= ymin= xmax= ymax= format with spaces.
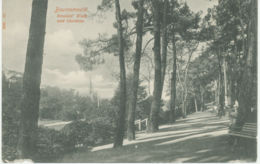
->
xmin=56 ymin=111 xmax=257 ymax=163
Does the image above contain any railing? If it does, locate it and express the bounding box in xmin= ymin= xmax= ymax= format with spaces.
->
xmin=134 ymin=118 xmax=148 ymax=131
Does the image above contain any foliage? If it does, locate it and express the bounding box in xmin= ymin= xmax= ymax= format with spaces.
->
xmin=39 ymin=87 xmax=63 ymax=119
xmin=34 ymin=127 xmax=66 ymax=161
xmin=136 ymin=96 xmax=152 ymax=120
xmin=75 ymin=34 xmax=132 ymax=71
xmin=2 ymin=70 xmax=118 ymax=161
xmin=89 ymin=118 xmax=115 ymax=145
xmin=97 ymin=0 xmax=114 ymax=12
xmin=2 ymin=71 xmax=22 ymax=161
xmin=2 ymin=145 xmax=18 ymax=162
xmin=60 ymin=121 xmax=95 ymax=150
xmin=111 ymin=73 xmax=148 ymax=119
xmin=89 ymin=99 xmax=118 ymax=128
xmin=40 ymin=86 xmax=107 ymax=121
xmin=76 ymin=1 xmax=135 ymax=72
xmin=158 ymin=104 xmax=183 ymax=125
xmin=60 ymin=119 xmax=115 ymax=149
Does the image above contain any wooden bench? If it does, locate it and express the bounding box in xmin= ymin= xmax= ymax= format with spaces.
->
xmin=228 ymin=122 xmax=257 ymax=156
xmin=229 ymin=122 xmax=257 ymax=139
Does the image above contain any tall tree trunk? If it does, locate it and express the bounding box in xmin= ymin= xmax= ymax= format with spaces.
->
xmin=217 ymin=50 xmax=225 ymax=116
xmin=182 ymin=89 xmax=187 ymax=117
xmin=236 ymin=0 xmax=257 ymax=126
xmin=17 ymin=0 xmax=48 ymax=159
xmin=169 ymin=0 xmax=177 ymax=123
xmin=169 ymin=32 xmax=177 ymax=123
xmin=223 ymin=57 xmax=227 ymax=106
xmin=230 ymin=73 xmax=236 ymax=105
xmin=200 ymin=85 xmax=205 ymax=111
xmin=232 ymin=41 xmax=239 ymax=103
xmin=147 ymin=66 xmax=151 ymax=96
xmin=159 ymin=0 xmax=169 ymax=99
xmin=194 ymin=97 xmax=198 ymax=112
xmin=223 ymin=57 xmax=232 ymax=106
xmin=215 ymin=79 xmax=219 ymax=105
xmin=148 ymin=0 xmax=161 ymax=132
xmin=181 ymin=90 xmax=185 ymax=114
xmin=127 ymin=0 xmax=144 ymax=141
xmin=113 ymin=0 xmax=127 ymax=148
xmin=227 ymin=60 xmax=233 ymax=106
xmin=181 ymin=44 xmax=197 ymax=117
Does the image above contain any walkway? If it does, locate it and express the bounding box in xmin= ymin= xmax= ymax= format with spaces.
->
xmin=57 ymin=111 xmax=256 ymax=163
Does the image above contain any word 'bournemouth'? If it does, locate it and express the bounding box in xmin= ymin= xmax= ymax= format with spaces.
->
xmin=55 ymin=7 xmax=87 ymax=13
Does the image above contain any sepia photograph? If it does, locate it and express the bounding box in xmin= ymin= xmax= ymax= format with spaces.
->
xmin=2 ymin=0 xmax=258 ymax=163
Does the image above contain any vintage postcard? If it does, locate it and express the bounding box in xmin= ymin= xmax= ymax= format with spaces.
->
xmin=2 ymin=0 xmax=257 ymax=163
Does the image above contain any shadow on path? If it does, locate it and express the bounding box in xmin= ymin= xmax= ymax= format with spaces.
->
xmin=55 ymin=111 xmax=256 ymax=163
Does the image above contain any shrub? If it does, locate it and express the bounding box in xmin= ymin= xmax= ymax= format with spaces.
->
xmin=2 ymin=126 xmax=67 ymax=162
xmin=2 ymin=145 xmax=18 ymax=162
xmin=2 ymin=119 xmax=115 ymax=162
xmin=2 ymin=112 xmax=20 ymax=161
xmin=60 ymin=120 xmax=94 ymax=150
xmin=34 ymin=127 xmax=66 ymax=160
xmin=89 ymin=118 xmax=114 ymax=145
xmin=60 ymin=119 xmax=115 ymax=148
xmin=158 ymin=110 xmax=170 ymax=125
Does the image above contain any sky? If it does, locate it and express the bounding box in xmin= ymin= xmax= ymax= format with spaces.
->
xmin=2 ymin=0 xmax=217 ymax=99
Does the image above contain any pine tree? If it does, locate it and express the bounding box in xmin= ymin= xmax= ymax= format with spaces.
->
xmin=113 ymin=0 xmax=127 ymax=148
xmin=17 ymin=0 xmax=48 ymax=159
xmin=127 ymin=0 xmax=144 ymax=141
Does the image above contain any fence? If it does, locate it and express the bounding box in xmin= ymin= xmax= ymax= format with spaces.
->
xmin=134 ymin=118 xmax=148 ymax=131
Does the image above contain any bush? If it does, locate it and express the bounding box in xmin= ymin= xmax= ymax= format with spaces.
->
xmin=158 ymin=110 xmax=170 ymax=125
xmin=2 ymin=111 xmax=20 ymax=161
xmin=2 ymin=145 xmax=18 ymax=162
xmin=89 ymin=118 xmax=114 ymax=145
xmin=60 ymin=119 xmax=115 ymax=148
xmin=2 ymin=119 xmax=115 ymax=162
xmin=2 ymin=126 xmax=66 ymax=162
xmin=60 ymin=120 xmax=95 ymax=150
xmin=35 ymin=127 xmax=66 ymax=161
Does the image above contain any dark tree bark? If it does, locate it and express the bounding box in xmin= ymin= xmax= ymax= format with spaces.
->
xmin=182 ymin=89 xmax=187 ymax=117
xmin=223 ymin=56 xmax=232 ymax=106
xmin=160 ymin=0 xmax=169 ymax=99
xmin=17 ymin=0 xmax=48 ymax=159
xmin=232 ymin=40 xmax=240 ymax=103
xmin=200 ymin=84 xmax=205 ymax=111
xmin=236 ymin=0 xmax=257 ymax=126
xmin=215 ymin=79 xmax=219 ymax=105
xmin=169 ymin=31 xmax=177 ymax=123
xmin=113 ymin=0 xmax=127 ymax=148
xmin=148 ymin=0 xmax=161 ymax=132
xmin=217 ymin=50 xmax=225 ymax=116
xmin=127 ymin=0 xmax=144 ymax=141
xmin=230 ymin=72 xmax=236 ymax=105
